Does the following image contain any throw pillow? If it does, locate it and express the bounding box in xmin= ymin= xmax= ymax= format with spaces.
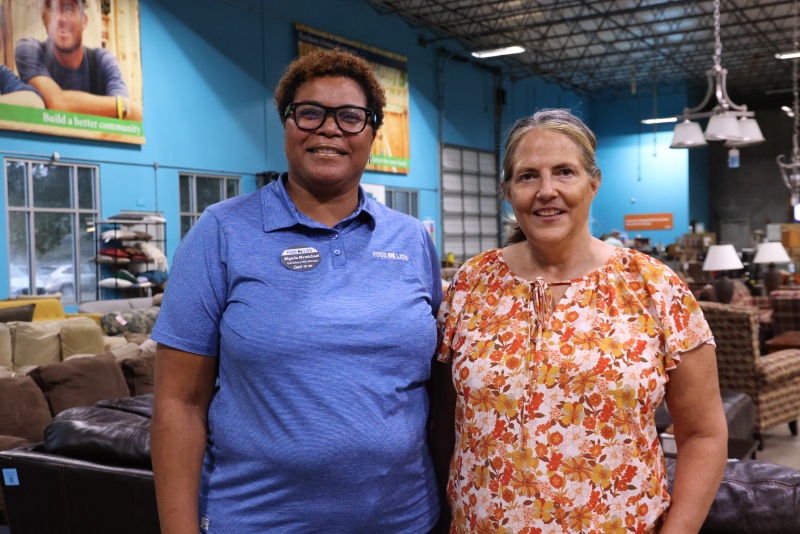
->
xmin=0 ymin=376 xmax=53 ymax=442
xmin=152 ymin=293 xmax=163 ymax=306
xmin=121 ymin=353 xmax=155 ymax=396
xmin=10 ymin=317 xmax=97 ymax=369
xmin=0 ymin=323 xmax=11 ymax=368
xmin=0 ymin=366 xmax=13 ymax=378
xmin=100 ymin=306 xmax=160 ymax=336
xmin=98 ymin=247 xmax=129 ymax=258
xmin=0 ymin=304 xmax=36 ymax=323
xmin=124 ymin=331 xmax=150 ymax=345
xmin=110 ymin=342 xmax=142 ymax=362
xmin=60 ymin=323 xmax=105 ymax=358
xmin=98 ymin=277 xmax=134 ymax=289
xmin=28 ymin=353 xmax=130 ymax=416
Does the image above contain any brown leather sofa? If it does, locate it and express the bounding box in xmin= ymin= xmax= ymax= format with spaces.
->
xmin=1 ymin=395 xmax=799 ymax=533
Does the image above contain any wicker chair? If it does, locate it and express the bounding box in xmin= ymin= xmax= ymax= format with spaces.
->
xmin=700 ymin=301 xmax=800 ymax=449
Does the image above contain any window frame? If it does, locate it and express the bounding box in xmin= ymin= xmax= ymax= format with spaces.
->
xmin=179 ymin=172 xmax=240 ymax=238
xmin=384 ymin=187 xmax=419 ymax=218
xmin=5 ymin=158 xmax=100 ymax=303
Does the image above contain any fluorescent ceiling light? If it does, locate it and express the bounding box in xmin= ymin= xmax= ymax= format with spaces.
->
xmin=641 ymin=117 xmax=678 ymax=124
xmin=776 ymin=51 xmax=800 ymax=60
xmin=471 ymin=46 xmax=525 ymax=58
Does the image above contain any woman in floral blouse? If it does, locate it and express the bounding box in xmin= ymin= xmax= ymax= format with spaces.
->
xmin=430 ymin=109 xmax=727 ymax=533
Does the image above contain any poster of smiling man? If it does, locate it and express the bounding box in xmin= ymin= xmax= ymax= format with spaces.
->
xmin=0 ymin=0 xmax=144 ymax=144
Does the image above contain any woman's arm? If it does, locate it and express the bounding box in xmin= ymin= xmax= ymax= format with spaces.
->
xmin=428 ymin=358 xmax=456 ymax=532
xmin=660 ymin=342 xmax=728 ymax=533
xmin=151 ymin=343 xmax=218 ymax=534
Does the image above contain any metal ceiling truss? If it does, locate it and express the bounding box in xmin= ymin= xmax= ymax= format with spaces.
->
xmin=365 ymin=0 xmax=796 ymax=102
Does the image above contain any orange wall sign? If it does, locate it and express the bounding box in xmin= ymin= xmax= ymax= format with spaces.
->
xmin=624 ymin=213 xmax=674 ymax=231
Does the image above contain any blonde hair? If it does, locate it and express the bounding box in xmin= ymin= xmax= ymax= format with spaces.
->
xmin=501 ymin=109 xmax=600 ymax=244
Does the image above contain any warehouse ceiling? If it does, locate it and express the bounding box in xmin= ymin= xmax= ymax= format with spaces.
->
xmin=365 ymin=0 xmax=798 ymax=105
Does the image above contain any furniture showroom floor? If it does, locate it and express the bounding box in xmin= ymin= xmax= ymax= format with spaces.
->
xmin=759 ymin=424 xmax=800 ymax=469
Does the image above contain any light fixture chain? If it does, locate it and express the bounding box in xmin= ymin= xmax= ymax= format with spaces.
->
xmin=713 ymin=0 xmax=722 ymax=69
xmin=794 ymin=0 xmax=799 ymax=160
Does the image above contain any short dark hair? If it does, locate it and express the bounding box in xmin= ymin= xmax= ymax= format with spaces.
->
xmin=274 ymin=49 xmax=386 ymax=130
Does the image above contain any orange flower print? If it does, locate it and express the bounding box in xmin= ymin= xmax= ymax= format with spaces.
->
xmin=436 ymin=248 xmax=711 ymax=532
xmin=561 ymin=457 xmax=592 ymax=482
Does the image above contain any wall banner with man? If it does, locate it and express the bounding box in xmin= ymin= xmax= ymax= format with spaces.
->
xmin=0 ymin=0 xmax=144 ymax=144
xmin=296 ymin=24 xmax=410 ymax=174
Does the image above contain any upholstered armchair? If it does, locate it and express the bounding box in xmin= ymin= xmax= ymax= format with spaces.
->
xmin=770 ymin=289 xmax=800 ymax=337
xmin=700 ymin=301 xmax=800 ymax=448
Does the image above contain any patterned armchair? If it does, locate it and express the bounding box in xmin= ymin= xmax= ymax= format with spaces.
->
xmin=700 ymin=301 xmax=800 ymax=448
xmin=770 ymin=289 xmax=800 ymax=337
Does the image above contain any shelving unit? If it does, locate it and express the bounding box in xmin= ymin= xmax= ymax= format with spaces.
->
xmin=92 ymin=214 xmax=167 ymax=300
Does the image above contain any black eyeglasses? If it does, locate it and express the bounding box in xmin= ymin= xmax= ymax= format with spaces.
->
xmin=284 ymin=102 xmax=375 ymax=134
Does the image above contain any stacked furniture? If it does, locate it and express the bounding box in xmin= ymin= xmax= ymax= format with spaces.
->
xmin=700 ymin=301 xmax=800 ymax=448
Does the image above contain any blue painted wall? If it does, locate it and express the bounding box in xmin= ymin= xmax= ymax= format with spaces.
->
xmin=0 ymin=0 xmax=699 ymax=302
xmin=590 ymin=91 xmax=692 ymax=245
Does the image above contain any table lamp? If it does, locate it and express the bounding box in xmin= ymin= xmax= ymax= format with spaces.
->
xmin=702 ymin=244 xmax=744 ymax=304
xmin=753 ymin=241 xmax=792 ymax=295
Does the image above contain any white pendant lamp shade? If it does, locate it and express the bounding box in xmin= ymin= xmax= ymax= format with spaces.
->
xmin=702 ymin=244 xmax=744 ymax=272
xmin=725 ymin=118 xmax=766 ymax=147
xmin=753 ymin=242 xmax=792 ymax=264
xmin=670 ymin=120 xmax=707 ymax=148
xmin=705 ymin=112 xmax=743 ymax=141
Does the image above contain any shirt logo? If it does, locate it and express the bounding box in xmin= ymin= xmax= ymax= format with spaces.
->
xmin=372 ymin=250 xmax=409 ymax=261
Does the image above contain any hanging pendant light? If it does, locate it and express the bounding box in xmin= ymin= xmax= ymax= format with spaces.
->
xmin=669 ymin=0 xmax=762 ymax=149
xmin=778 ymin=0 xmax=800 ymax=200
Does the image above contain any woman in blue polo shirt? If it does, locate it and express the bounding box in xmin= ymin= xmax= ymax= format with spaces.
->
xmin=151 ymin=49 xmax=443 ymax=533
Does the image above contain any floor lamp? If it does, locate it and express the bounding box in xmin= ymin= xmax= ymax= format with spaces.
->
xmin=703 ymin=244 xmax=744 ymax=304
xmin=753 ymin=241 xmax=792 ymax=295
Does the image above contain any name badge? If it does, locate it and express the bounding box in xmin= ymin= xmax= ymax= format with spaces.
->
xmin=281 ymin=245 xmax=321 ymax=271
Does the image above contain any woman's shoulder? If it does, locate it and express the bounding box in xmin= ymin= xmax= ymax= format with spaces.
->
xmin=609 ymin=248 xmax=687 ymax=294
xmin=451 ymin=249 xmax=505 ymax=284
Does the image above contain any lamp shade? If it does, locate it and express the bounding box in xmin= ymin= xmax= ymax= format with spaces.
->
xmin=753 ymin=242 xmax=792 ymax=264
xmin=703 ymin=244 xmax=744 ymax=271
xmin=725 ymin=118 xmax=765 ymax=148
xmin=705 ymin=113 xmax=743 ymax=141
xmin=670 ymin=120 xmax=707 ymax=148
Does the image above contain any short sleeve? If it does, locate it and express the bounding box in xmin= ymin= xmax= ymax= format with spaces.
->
xmin=96 ymin=48 xmax=130 ymax=97
xmin=436 ymin=267 xmax=468 ymax=364
xmin=421 ymin=226 xmax=443 ymax=317
xmin=14 ymin=38 xmax=49 ymax=83
xmin=644 ymin=261 xmax=715 ymax=370
xmin=150 ymin=210 xmax=228 ymax=356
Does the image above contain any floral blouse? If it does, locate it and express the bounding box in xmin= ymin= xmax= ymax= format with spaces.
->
xmin=437 ymin=247 xmax=713 ymax=533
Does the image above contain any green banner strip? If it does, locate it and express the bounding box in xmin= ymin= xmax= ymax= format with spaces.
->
xmin=370 ymin=154 xmax=410 ymax=168
xmin=0 ymin=103 xmax=144 ymax=138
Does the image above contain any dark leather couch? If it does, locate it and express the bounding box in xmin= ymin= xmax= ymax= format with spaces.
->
xmin=1 ymin=395 xmax=799 ymax=533
xmin=0 ymin=395 xmax=158 ymax=534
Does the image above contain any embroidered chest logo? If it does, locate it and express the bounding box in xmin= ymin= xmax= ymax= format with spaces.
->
xmin=372 ymin=251 xmax=409 ymax=261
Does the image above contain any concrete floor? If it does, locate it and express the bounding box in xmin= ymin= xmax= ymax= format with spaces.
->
xmin=756 ymin=423 xmax=800 ymax=469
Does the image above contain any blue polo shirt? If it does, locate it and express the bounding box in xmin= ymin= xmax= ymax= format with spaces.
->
xmin=152 ymin=176 xmax=443 ymax=533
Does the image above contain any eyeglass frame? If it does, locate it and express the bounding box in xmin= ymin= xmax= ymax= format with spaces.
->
xmin=284 ymin=102 xmax=376 ymax=134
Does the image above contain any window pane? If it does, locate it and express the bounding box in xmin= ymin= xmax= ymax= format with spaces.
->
xmin=197 ymin=177 xmax=222 ymax=212
xmin=226 ymin=179 xmax=239 ymax=198
xmin=181 ymin=215 xmax=192 ymax=238
xmin=7 ymin=160 xmax=27 ymax=207
xmin=180 ymin=175 xmax=192 ymax=212
xmin=410 ymin=192 xmax=418 ymax=218
xmin=33 ymin=163 xmax=72 ymax=208
xmin=8 ymin=212 xmax=31 ymax=297
xmin=78 ymin=167 xmax=95 ymax=210
xmin=394 ymin=191 xmax=410 ymax=214
xmin=79 ymin=214 xmax=97 ymax=302
xmin=35 ymin=212 xmax=74 ymax=298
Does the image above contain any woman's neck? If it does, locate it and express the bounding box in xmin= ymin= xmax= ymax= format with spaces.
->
xmin=505 ymin=235 xmax=614 ymax=283
xmin=284 ymin=179 xmax=360 ymax=228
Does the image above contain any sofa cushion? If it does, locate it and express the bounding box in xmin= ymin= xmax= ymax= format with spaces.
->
xmin=0 ymin=323 xmax=11 ymax=369
xmin=0 ymin=376 xmax=53 ymax=443
xmin=123 ymin=332 xmax=150 ymax=345
xmin=0 ymin=304 xmax=35 ymax=323
xmin=59 ymin=323 xmax=105 ymax=359
xmin=99 ymin=306 xmax=160 ymax=336
xmin=10 ymin=317 xmax=97 ymax=369
xmin=43 ymin=396 xmax=153 ymax=469
xmin=120 ymin=354 xmax=155 ymax=396
xmin=28 ymin=353 xmax=130 ymax=416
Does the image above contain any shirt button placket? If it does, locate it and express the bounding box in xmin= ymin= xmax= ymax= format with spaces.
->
xmin=330 ymin=233 xmax=345 ymax=269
